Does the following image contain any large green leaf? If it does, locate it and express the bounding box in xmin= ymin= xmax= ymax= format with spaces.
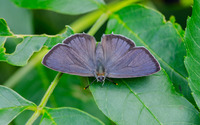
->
xmin=0 ymin=18 xmax=74 ymax=66
xmin=184 ymin=0 xmax=200 ymax=109
xmin=105 ymin=5 xmax=193 ymax=103
xmin=10 ymin=0 xmax=105 ymax=15
xmin=0 ymin=85 xmax=36 ymax=125
xmin=90 ymin=70 xmax=200 ymax=124
xmin=40 ymin=107 xmax=104 ymax=125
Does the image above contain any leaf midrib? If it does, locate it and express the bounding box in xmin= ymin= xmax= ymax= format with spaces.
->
xmin=122 ymin=80 xmax=162 ymax=125
xmin=112 ymin=14 xmax=187 ymax=83
xmin=0 ymin=105 xmax=32 ymax=110
xmin=43 ymin=110 xmax=57 ymax=125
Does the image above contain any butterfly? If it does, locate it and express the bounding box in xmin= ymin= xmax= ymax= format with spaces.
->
xmin=42 ymin=34 xmax=160 ymax=89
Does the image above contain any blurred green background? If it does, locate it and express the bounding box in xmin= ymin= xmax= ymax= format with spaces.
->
xmin=0 ymin=0 xmax=193 ymax=124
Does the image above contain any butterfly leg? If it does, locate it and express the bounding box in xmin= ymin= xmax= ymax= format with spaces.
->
xmin=101 ymin=80 xmax=105 ymax=87
xmin=93 ymin=72 xmax=99 ymax=82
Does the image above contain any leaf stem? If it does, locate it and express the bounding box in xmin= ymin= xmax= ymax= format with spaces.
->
xmin=107 ymin=0 xmax=140 ymax=13
xmin=25 ymin=109 xmax=41 ymax=125
xmin=70 ymin=10 xmax=103 ymax=33
xmin=26 ymin=72 xmax=63 ymax=125
xmin=87 ymin=13 xmax=109 ymax=36
xmin=38 ymin=72 xmax=63 ymax=108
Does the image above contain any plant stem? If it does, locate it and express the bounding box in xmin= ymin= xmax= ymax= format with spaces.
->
xmin=38 ymin=72 xmax=63 ymax=108
xmin=87 ymin=13 xmax=109 ymax=36
xmin=107 ymin=0 xmax=140 ymax=13
xmin=36 ymin=65 xmax=58 ymax=107
xmin=71 ymin=0 xmax=139 ymax=34
xmin=87 ymin=0 xmax=140 ymax=36
xmin=70 ymin=10 xmax=103 ymax=33
xmin=25 ymin=109 xmax=41 ymax=125
xmin=26 ymin=72 xmax=63 ymax=125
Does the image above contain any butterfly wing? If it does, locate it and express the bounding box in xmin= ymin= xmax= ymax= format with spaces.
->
xmin=101 ymin=34 xmax=135 ymax=66
xmin=42 ymin=34 xmax=96 ymax=76
xmin=101 ymin=34 xmax=160 ymax=78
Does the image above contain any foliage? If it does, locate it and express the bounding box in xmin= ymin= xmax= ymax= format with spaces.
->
xmin=10 ymin=0 xmax=105 ymax=15
xmin=0 ymin=20 xmax=74 ymax=66
xmin=0 ymin=0 xmax=199 ymax=125
xmin=184 ymin=0 xmax=200 ymax=109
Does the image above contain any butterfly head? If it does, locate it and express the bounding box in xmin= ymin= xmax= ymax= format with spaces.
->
xmin=97 ymin=74 xmax=105 ymax=82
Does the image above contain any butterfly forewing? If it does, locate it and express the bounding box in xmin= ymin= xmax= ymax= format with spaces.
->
xmin=63 ymin=34 xmax=96 ymax=68
xmin=42 ymin=34 xmax=96 ymax=76
xmin=101 ymin=35 xmax=160 ymax=78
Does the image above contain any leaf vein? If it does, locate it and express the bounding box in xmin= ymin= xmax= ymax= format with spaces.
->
xmin=188 ymin=27 xmax=200 ymax=49
xmin=43 ymin=109 xmax=57 ymax=125
xmin=122 ymin=80 xmax=162 ymax=125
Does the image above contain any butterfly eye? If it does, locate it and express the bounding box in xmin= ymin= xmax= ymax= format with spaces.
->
xmin=98 ymin=76 xmax=105 ymax=82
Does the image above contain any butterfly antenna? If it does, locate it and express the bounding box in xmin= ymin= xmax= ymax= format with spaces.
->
xmin=106 ymin=78 xmax=118 ymax=85
xmin=84 ymin=79 xmax=96 ymax=90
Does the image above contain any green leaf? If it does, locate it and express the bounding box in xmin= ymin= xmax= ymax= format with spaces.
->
xmin=40 ymin=107 xmax=104 ymax=125
xmin=184 ymin=0 xmax=200 ymax=109
xmin=10 ymin=0 xmax=105 ymax=15
xmin=0 ymin=19 xmax=74 ymax=66
xmin=105 ymin=5 xmax=193 ymax=103
xmin=169 ymin=16 xmax=185 ymax=38
xmin=0 ymin=18 xmax=13 ymax=36
xmin=0 ymin=85 xmax=36 ymax=125
xmin=90 ymin=70 xmax=200 ymax=124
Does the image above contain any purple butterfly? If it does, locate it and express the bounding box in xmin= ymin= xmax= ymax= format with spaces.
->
xmin=42 ymin=34 xmax=160 ymax=89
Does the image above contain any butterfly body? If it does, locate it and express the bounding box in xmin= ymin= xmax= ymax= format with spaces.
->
xmin=95 ymin=43 xmax=106 ymax=82
xmin=42 ymin=33 xmax=160 ymax=85
xmin=96 ymin=64 xmax=105 ymax=82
